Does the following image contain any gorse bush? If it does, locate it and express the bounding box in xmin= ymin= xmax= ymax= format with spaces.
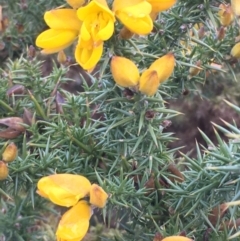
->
xmin=1 ymin=0 xmax=240 ymax=241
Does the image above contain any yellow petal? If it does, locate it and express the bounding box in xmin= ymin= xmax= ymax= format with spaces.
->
xmin=44 ymin=9 xmax=82 ymax=31
xmin=2 ymin=142 xmax=18 ymax=163
xmin=218 ymin=4 xmax=234 ymax=26
xmin=41 ymin=46 xmax=71 ymax=54
xmin=75 ymin=39 xmax=103 ymax=70
xmin=112 ymin=0 xmax=144 ymax=11
xmin=162 ymin=236 xmax=193 ymax=241
xmin=36 ymin=29 xmax=78 ymax=50
xmin=89 ymin=184 xmax=108 ymax=208
xmin=37 ymin=174 xmax=91 ymax=207
xmin=139 ymin=69 xmax=159 ymax=96
xmin=116 ymin=13 xmax=153 ymax=34
xmin=110 ymin=56 xmax=140 ymax=87
xmin=231 ymin=42 xmax=240 ymax=58
xmin=56 ymin=201 xmax=91 ymax=241
xmin=77 ymin=0 xmax=115 ymax=42
xmin=114 ymin=1 xmax=153 ymax=35
xmin=97 ymin=17 xmax=114 ymax=41
xmin=77 ymin=0 xmax=114 ymax=21
xmin=147 ymin=0 xmax=176 ymax=12
xmin=231 ymin=0 xmax=240 ymax=15
xmin=66 ymin=0 xmax=86 ymax=9
xmin=149 ymin=53 xmax=175 ymax=83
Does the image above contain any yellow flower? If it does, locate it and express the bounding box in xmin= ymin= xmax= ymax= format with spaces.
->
xmin=231 ymin=42 xmax=240 ymax=58
xmin=110 ymin=56 xmax=140 ymax=87
xmin=147 ymin=0 xmax=176 ymax=13
xmin=113 ymin=0 xmax=153 ymax=35
xmin=66 ymin=0 xmax=86 ymax=9
xmin=77 ymin=0 xmax=115 ymax=45
xmin=2 ymin=142 xmax=18 ymax=163
xmin=36 ymin=9 xmax=82 ymax=54
xmin=218 ymin=4 xmax=234 ymax=26
xmin=37 ymin=174 xmax=91 ymax=207
xmin=90 ymin=184 xmax=108 ymax=208
xmin=139 ymin=69 xmax=159 ymax=96
xmin=56 ymin=200 xmax=91 ymax=241
xmin=149 ymin=53 xmax=175 ymax=83
xmin=75 ymin=38 xmax=103 ymax=70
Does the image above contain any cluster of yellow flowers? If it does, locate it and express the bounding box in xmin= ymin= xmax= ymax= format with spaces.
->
xmin=37 ymin=174 xmax=108 ymax=241
xmin=36 ymin=0 xmax=176 ymax=70
xmin=219 ymin=0 xmax=240 ymax=58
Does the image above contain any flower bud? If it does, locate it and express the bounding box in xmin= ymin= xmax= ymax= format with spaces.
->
xmin=57 ymin=50 xmax=67 ymax=65
xmin=198 ymin=26 xmax=205 ymax=39
xmin=219 ymin=4 xmax=234 ymax=26
xmin=167 ymin=163 xmax=184 ymax=183
xmin=231 ymin=42 xmax=240 ymax=58
xmin=208 ymin=203 xmax=228 ymax=226
xmin=0 ymin=117 xmax=25 ymax=132
xmin=139 ymin=69 xmax=159 ymax=96
xmin=119 ymin=27 xmax=134 ymax=39
xmin=153 ymin=232 xmax=163 ymax=241
xmin=149 ymin=53 xmax=175 ymax=83
xmin=217 ymin=26 xmax=225 ymax=41
xmin=27 ymin=45 xmax=36 ymax=59
xmin=189 ymin=60 xmax=202 ymax=77
xmin=111 ymin=56 xmax=140 ymax=88
xmin=89 ymin=184 xmax=108 ymax=208
xmin=0 ymin=161 xmax=8 ymax=180
xmin=7 ymin=85 xmax=25 ymax=96
xmin=2 ymin=142 xmax=18 ymax=163
xmin=0 ymin=128 xmax=22 ymax=139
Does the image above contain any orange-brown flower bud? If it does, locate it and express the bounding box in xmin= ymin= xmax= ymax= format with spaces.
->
xmin=119 ymin=27 xmax=134 ymax=39
xmin=217 ymin=26 xmax=225 ymax=41
xmin=189 ymin=60 xmax=202 ymax=77
xmin=231 ymin=42 xmax=240 ymax=58
xmin=208 ymin=203 xmax=228 ymax=226
xmin=111 ymin=56 xmax=140 ymax=88
xmin=89 ymin=184 xmax=108 ymax=208
xmin=167 ymin=163 xmax=184 ymax=183
xmin=0 ymin=161 xmax=8 ymax=180
xmin=153 ymin=232 xmax=163 ymax=241
xmin=57 ymin=50 xmax=67 ymax=65
xmin=2 ymin=142 xmax=18 ymax=163
xmin=149 ymin=53 xmax=175 ymax=83
xmin=198 ymin=26 xmax=205 ymax=39
xmin=219 ymin=4 xmax=234 ymax=26
xmin=139 ymin=69 xmax=159 ymax=96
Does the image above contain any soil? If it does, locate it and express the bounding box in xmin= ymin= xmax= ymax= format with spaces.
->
xmin=167 ymin=95 xmax=240 ymax=157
